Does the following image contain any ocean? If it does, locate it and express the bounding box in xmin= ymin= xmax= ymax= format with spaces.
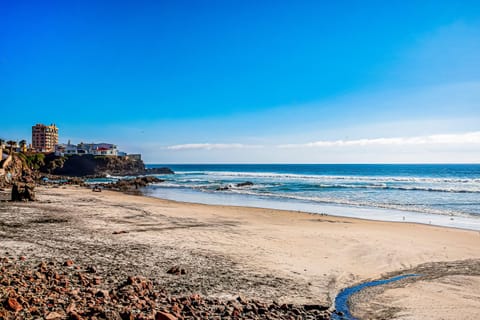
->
xmin=140 ymin=164 xmax=480 ymax=230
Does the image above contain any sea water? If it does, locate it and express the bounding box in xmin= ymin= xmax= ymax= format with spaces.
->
xmin=139 ymin=164 xmax=480 ymax=230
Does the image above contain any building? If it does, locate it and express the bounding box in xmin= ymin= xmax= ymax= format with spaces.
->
xmin=54 ymin=141 xmax=78 ymax=156
xmin=32 ymin=123 xmax=59 ymax=152
xmin=89 ymin=143 xmax=118 ymax=156
xmin=55 ymin=142 xmax=119 ymax=157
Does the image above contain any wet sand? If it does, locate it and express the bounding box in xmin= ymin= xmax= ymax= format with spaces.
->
xmin=1 ymin=185 xmax=479 ymax=319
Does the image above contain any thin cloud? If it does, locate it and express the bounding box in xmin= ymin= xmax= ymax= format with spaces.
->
xmin=166 ymin=143 xmax=263 ymax=151
xmin=278 ymin=131 xmax=480 ymax=148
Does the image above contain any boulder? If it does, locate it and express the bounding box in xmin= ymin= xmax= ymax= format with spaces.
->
xmin=145 ymin=167 xmax=174 ymax=175
xmin=7 ymin=297 xmax=22 ymax=312
xmin=236 ymin=181 xmax=254 ymax=187
xmin=11 ymin=183 xmax=35 ymax=201
xmin=155 ymin=311 xmax=177 ymax=320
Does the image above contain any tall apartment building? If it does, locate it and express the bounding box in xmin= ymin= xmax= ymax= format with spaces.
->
xmin=32 ymin=123 xmax=59 ymax=152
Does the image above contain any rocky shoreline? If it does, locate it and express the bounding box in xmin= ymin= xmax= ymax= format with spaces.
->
xmin=0 ymin=257 xmax=330 ymax=320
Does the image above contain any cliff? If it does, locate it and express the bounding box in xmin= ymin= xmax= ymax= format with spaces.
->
xmin=41 ymin=154 xmax=174 ymax=177
xmin=0 ymin=153 xmax=35 ymax=188
xmin=42 ymin=154 xmax=144 ymax=177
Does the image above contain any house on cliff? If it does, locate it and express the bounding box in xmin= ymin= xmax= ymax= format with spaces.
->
xmin=55 ymin=142 xmax=121 ymax=157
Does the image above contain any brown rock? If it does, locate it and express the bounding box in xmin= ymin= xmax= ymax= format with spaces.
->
xmin=166 ymin=266 xmax=186 ymax=275
xmin=11 ymin=182 xmax=35 ymax=201
xmin=171 ymin=303 xmax=182 ymax=315
xmin=68 ymin=311 xmax=83 ymax=320
xmin=7 ymin=297 xmax=22 ymax=312
xmin=64 ymin=260 xmax=75 ymax=267
xmin=155 ymin=311 xmax=177 ymax=320
xmin=66 ymin=302 xmax=76 ymax=313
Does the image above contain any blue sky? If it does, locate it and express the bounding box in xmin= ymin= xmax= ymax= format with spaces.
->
xmin=1 ymin=0 xmax=480 ymax=163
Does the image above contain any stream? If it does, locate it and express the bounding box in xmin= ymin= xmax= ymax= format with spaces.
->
xmin=332 ymin=274 xmax=420 ymax=320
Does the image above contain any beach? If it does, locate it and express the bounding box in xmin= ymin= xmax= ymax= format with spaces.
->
xmin=1 ymin=185 xmax=480 ymax=319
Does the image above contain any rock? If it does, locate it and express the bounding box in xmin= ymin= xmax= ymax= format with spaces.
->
xmin=11 ymin=182 xmax=35 ymax=201
xmin=145 ymin=167 xmax=174 ymax=175
xmin=7 ymin=297 xmax=22 ymax=312
xmin=45 ymin=311 xmax=63 ymax=319
xmin=68 ymin=310 xmax=83 ymax=320
xmin=304 ymin=304 xmax=329 ymax=311
xmin=155 ymin=311 xmax=177 ymax=320
xmin=236 ymin=181 xmax=254 ymax=187
xmin=64 ymin=260 xmax=74 ymax=267
xmin=166 ymin=266 xmax=186 ymax=275
xmin=0 ymin=258 xmax=332 ymax=319
xmin=86 ymin=265 xmax=97 ymax=273
xmin=102 ymin=176 xmax=164 ymax=191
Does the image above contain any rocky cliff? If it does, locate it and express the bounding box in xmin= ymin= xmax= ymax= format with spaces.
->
xmin=0 ymin=153 xmax=34 ymax=188
xmin=42 ymin=154 xmax=173 ymax=177
xmin=43 ymin=154 xmax=144 ymax=177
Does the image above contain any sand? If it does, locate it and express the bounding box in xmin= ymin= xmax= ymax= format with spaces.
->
xmin=1 ymin=185 xmax=479 ymax=319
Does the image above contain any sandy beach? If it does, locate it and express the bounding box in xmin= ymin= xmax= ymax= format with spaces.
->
xmin=1 ymin=185 xmax=480 ymax=319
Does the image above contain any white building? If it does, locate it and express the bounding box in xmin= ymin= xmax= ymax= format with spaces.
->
xmin=90 ymin=143 xmax=118 ymax=156
xmin=55 ymin=142 xmax=78 ymax=156
xmin=55 ymin=142 xmax=119 ymax=157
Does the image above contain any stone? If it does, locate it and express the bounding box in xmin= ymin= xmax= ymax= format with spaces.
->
xmin=7 ymin=297 xmax=22 ymax=312
xmin=166 ymin=266 xmax=186 ymax=275
xmin=11 ymin=182 xmax=35 ymax=201
xmin=304 ymin=304 xmax=329 ymax=311
xmin=45 ymin=311 xmax=63 ymax=319
xmin=145 ymin=167 xmax=174 ymax=175
xmin=68 ymin=311 xmax=84 ymax=320
xmin=235 ymin=181 xmax=254 ymax=187
xmin=64 ymin=260 xmax=74 ymax=267
xmin=155 ymin=311 xmax=177 ymax=320
xmin=86 ymin=265 xmax=97 ymax=273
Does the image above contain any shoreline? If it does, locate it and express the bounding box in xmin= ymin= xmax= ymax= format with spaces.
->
xmin=142 ymin=185 xmax=480 ymax=231
xmin=1 ymin=185 xmax=480 ymax=319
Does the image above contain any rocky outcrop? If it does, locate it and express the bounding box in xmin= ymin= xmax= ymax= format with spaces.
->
xmin=0 ymin=154 xmax=35 ymax=188
xmin=97 ymin=176 xmax=164 ymax=191
xmin=145 ymin=167 xmax=174 ymax=175
xmin=11 ymin=182 xmax=35 ymax=201
xmin=41 ymin=154 xmax=175 ymax=177
xmin=44 ymin=154 xmax=144 ymax=177
xmin=236 ymin=181 xmax=254 ymax=187
xmin=216 ymin=181 xmax=254 ymax=191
